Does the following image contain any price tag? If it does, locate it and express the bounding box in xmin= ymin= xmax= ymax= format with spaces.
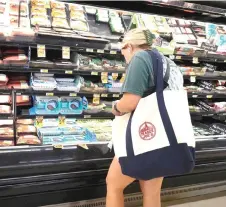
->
xmin=53 ymin=144 xmax=63 ymax=149
xmin=65 ymin=70 xmax=73 ymax=74
xmin=93 ymin=94 xmax=100 ymax=104
xmin=97 ymin=49 xmax=104 ymax=54
xmin=91 ymin=71 xmax=98 ymax=76
xmin=69 ymin=93 xmax=77 ymax=97
xmin=86 ymin=48 xmax=94 ymax=53
xmin=169 ymin=55 xmax=175 ymax=60
xmin=113 ymin=94 xmax=120 ymax=98
xmin=193 ymin=57 xmax=199 ymax=64
xmin=78 ymin=144 xmax=89 ymax=150
xmin=58 ymin=116 xmax=66 ymax=127
xmin=192 ymin=95 xmax=198 ymax=98
xmin=190 ymin=76 xmax=196 ymax=83
xmin=112 ymin=73 xmax=119 ymax=81
xmin=207 ymin=95 xmax=213 ymax=99
xmin=101 ymin=72 xmax=108 ymax=83
xmin=37 ymin=44 xmax=46 ymax=58
xmin=101 ymin=94 xmax=108 ymax=97
xmin=40 ymin=69 xmax=48 ymax=73
xmin=35 ymin=116 xmax=44 ymax=128
xmin=46 ymin=92 xmax=54 ymax=96
xmin=84 ymin=115 xmax=91 ymax=119
xmin=120 ymin=73 xmax=126 ymax=83
xmin=176 ymin=56 xmax=181 ymax=60
xmin=62 ymin=46 xmax=70 ymax=59
xmin=110 ymin=50 xmax=117 ymax=54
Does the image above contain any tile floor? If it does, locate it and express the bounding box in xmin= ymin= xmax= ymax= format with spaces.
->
xmin=168 ymin=196 xmax=226 ymax=207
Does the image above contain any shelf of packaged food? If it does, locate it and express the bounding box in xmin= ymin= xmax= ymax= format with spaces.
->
xmin=0 ymin=65 xmax=125 ymax=76
xmin=190 ymin=111 xmax=226 ymax=117
xmin=17 ymin=112 xmax=114 ymax=119
xmin=0 ymin=39 xmax=121 ymax=55
xmin=16 ymin=88 xmax=121 ymax=98
xmin=169 ymin=55 xmax=226 ymax=63
xmin=184 ymin=75 xmax=226 ymax=81
xmin=187 ymin=92 xmax=226 ymax=99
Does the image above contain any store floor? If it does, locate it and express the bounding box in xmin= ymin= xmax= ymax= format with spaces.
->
xmin=166 ymin=196 xmax=226 ymax=207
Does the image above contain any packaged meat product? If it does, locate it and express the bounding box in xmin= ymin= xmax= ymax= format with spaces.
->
xmin=31 ymin=0 xmax=48 ymax=7
xmin=70 ymin=20 xmax=89 ymax=32
xmin=17 ymin=135 xmax=41 ymax=145
xmin=17 ymin=125 xmax=36 ymax=133
xmin=2 ymin=48 xmax=25 ymax=55
xmin=31 ymin=16 xmax=51 ymax=27
xmin=3 ymin=54 xmax=28 ymax=65
xmin=0 ymin=5 xmax=5 ymax=14
xmin=0 ymin=95 xmax=10 ymax=104
xmin=10 ymin=16 xmax=30 ymax=28
xmin=0 ymin=140 xmax=14 ymax=146
xmin=17 ymin=119 xmax=34 ymax=125
xmin=51 ymin=8 xmax=67 ymax=18
xmin=52 ymin=18 xmax=69 ymax=29
xmin=51 ymin=1 xmax=65 ymax=9
xmin=70 ymin=10 xmax=86 ymax=21
xmin=0 ymin=120 xmax=13 ymax=126
xmin=0 ymin=127 xmax=14 ymax=138
xmin=16 ymin=95 xmax=30 ymax=104
xmin=0 ymin=105 xmax=11 ymax=114
xmin=31 ymin=7 xmax=47 ymax=15
xmin=69 ymin=4 xmax=83 ymax=11
xmin=0 ymin=74 xmax=8 ymax=85
xmin=10 ymin=2 xmax=28 ymax=16
xmin=11 ymin=28 xmax=35 ymax=41
xmin=7 ymin=81 xmax=29 ymax=89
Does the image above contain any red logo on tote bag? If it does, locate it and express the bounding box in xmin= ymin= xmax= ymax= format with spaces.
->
xmin=139 ymin=122 xmax=156 ymax=140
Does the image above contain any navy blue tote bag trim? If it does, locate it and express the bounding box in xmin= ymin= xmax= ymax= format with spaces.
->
xmin=119 ymin=49 xmax=195 ymax=180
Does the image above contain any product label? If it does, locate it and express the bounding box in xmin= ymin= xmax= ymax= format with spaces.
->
xmin=62 ymin=46 xmax=70 ymax=59
xmin=37 ymin=44 xmax=46 ymax=58
xmin=110 ymin=50 xmax=117 ymax=54
xmin=65 ymin=70 xmax=73 ymax=74
xmin=97 ymin=49 xmax=104 ymax=54
xmin=86 ymin=48 xmax=94 ymax=53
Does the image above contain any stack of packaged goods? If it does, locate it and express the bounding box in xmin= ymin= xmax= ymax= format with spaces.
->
xmin=37 ymin=118 xmax=96 ymax=145
xmin=0 ymin=0 xmax=7 ymax=27
xmin=69 ymin=3 xmax=89 ymax=32
xmin=0 ymin=120 xmax=14 ymax=147
xmin=51 ymin=0 xmax=70 ymax=29
xmin=31 ymin=0 xmax=51 ymax=28
xmin=109 ymin=10 xmax=124 ymax=34
xmin=1 ymin=48 xmax=28 ymax=66
xmin=16 ymin=119 xmax=40 ymax=145
xmin=77 ymin=119 xmax=112 ymax=141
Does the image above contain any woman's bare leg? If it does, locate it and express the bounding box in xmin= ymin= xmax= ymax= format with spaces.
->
xmin=139 ymin=177 xmax=163 ymax=207
xmin=106 ymin=157 xmax=135 ymax=207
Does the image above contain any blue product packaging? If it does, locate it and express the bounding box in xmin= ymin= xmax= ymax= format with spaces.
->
xmin=33 ymin=96 xmax=60 ymax=114
xmin=60 ymin=96 xmax=83 ymax=114
xmin=82 ymin=96 xmax=88 ymax=110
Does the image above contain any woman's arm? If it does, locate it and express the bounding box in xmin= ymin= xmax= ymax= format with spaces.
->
xmin=112 ymin=93 xmax=141 ymax=115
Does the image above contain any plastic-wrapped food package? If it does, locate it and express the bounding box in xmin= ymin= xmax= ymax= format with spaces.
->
xmin=7 ymin=81 xmax=29 ymax=89
xmin=17 ymin=119 xmax=34 ymax=125
xmin=84 ymin=103 xmax=106 ymax=114
xmin=69 ymin=4 xmax=83 ymax=11
xmin=51 ymin=8 xmax=67 ymax=18
xmin=0 ymin=105 xmax=11 ymax=114
xmin=17 ymin=125 xmax=37 ymax=134
xmin=9 ymin=2 xmax=28 ymax=16
xmin=0 ymin=95 xmax=10 ymax=104
xmin=0 ymin=127 xmax=14 ymax=139
xmin=85 ymin=6 xmax=96 ymax=15
xmin=31 ymin=6 xmax=47 ymax=16
xmin=3 ymin=54 xmax=28 ymax=66
xmin=60 ymin=96 xmax=83 ymax=115
xmin=70 ymin=20 xmax=89 ymax=32
xmin=52 ymin=18 xmax=70 ymax=29
xmin=96 ymin=9 xmax=109 ymax=22
xmin=0 ymin=74 xmax=8 ymax=86
xmin=70 ymin=10 xmax=86 ymax=21
xmin=0 ymin=120 xmax=13 ymax=126
xmin=17 ymin=135 xmax=41 ymax=145
xmin=31 ymin=0 xmax=49 ymax=7
xmin=31 ymin=16 xmax=51 ymax=27
xmin=31 ymin=75 xmax=57 ymax=91
xmin=56 ymin=77 xmax=82 ymax=92
xmin=16 ymin=95 xmax=30 ymax=105
xmin=51 ymin=0 xmax=65 ymax=9
xmin=109 ymin=11 xmax=125 ymax=34
xmin=10 ymin=16 xmax=30 ymax=28
xmin=0 ymin=140 xmax=14 ymax=146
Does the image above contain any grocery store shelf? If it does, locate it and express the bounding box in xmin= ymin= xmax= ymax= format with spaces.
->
xmin=188 ymin=92 xmax=226 ymax=99
xmin=184 ymin=75 xmax=226 ymax=81
xmin=18 ymin=111 xmax=114 ymax=119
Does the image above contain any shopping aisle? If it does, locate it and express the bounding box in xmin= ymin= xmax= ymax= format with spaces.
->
xmin=168 ymin=196 xmax=226 ymax=207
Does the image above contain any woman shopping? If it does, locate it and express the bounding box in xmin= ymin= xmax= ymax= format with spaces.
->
xmin=106 ymin=28 xmax=195 ymax=207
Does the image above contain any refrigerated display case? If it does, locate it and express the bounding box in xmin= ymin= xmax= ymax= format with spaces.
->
xmin=1 ymin=0 xmax=226 ymax=206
